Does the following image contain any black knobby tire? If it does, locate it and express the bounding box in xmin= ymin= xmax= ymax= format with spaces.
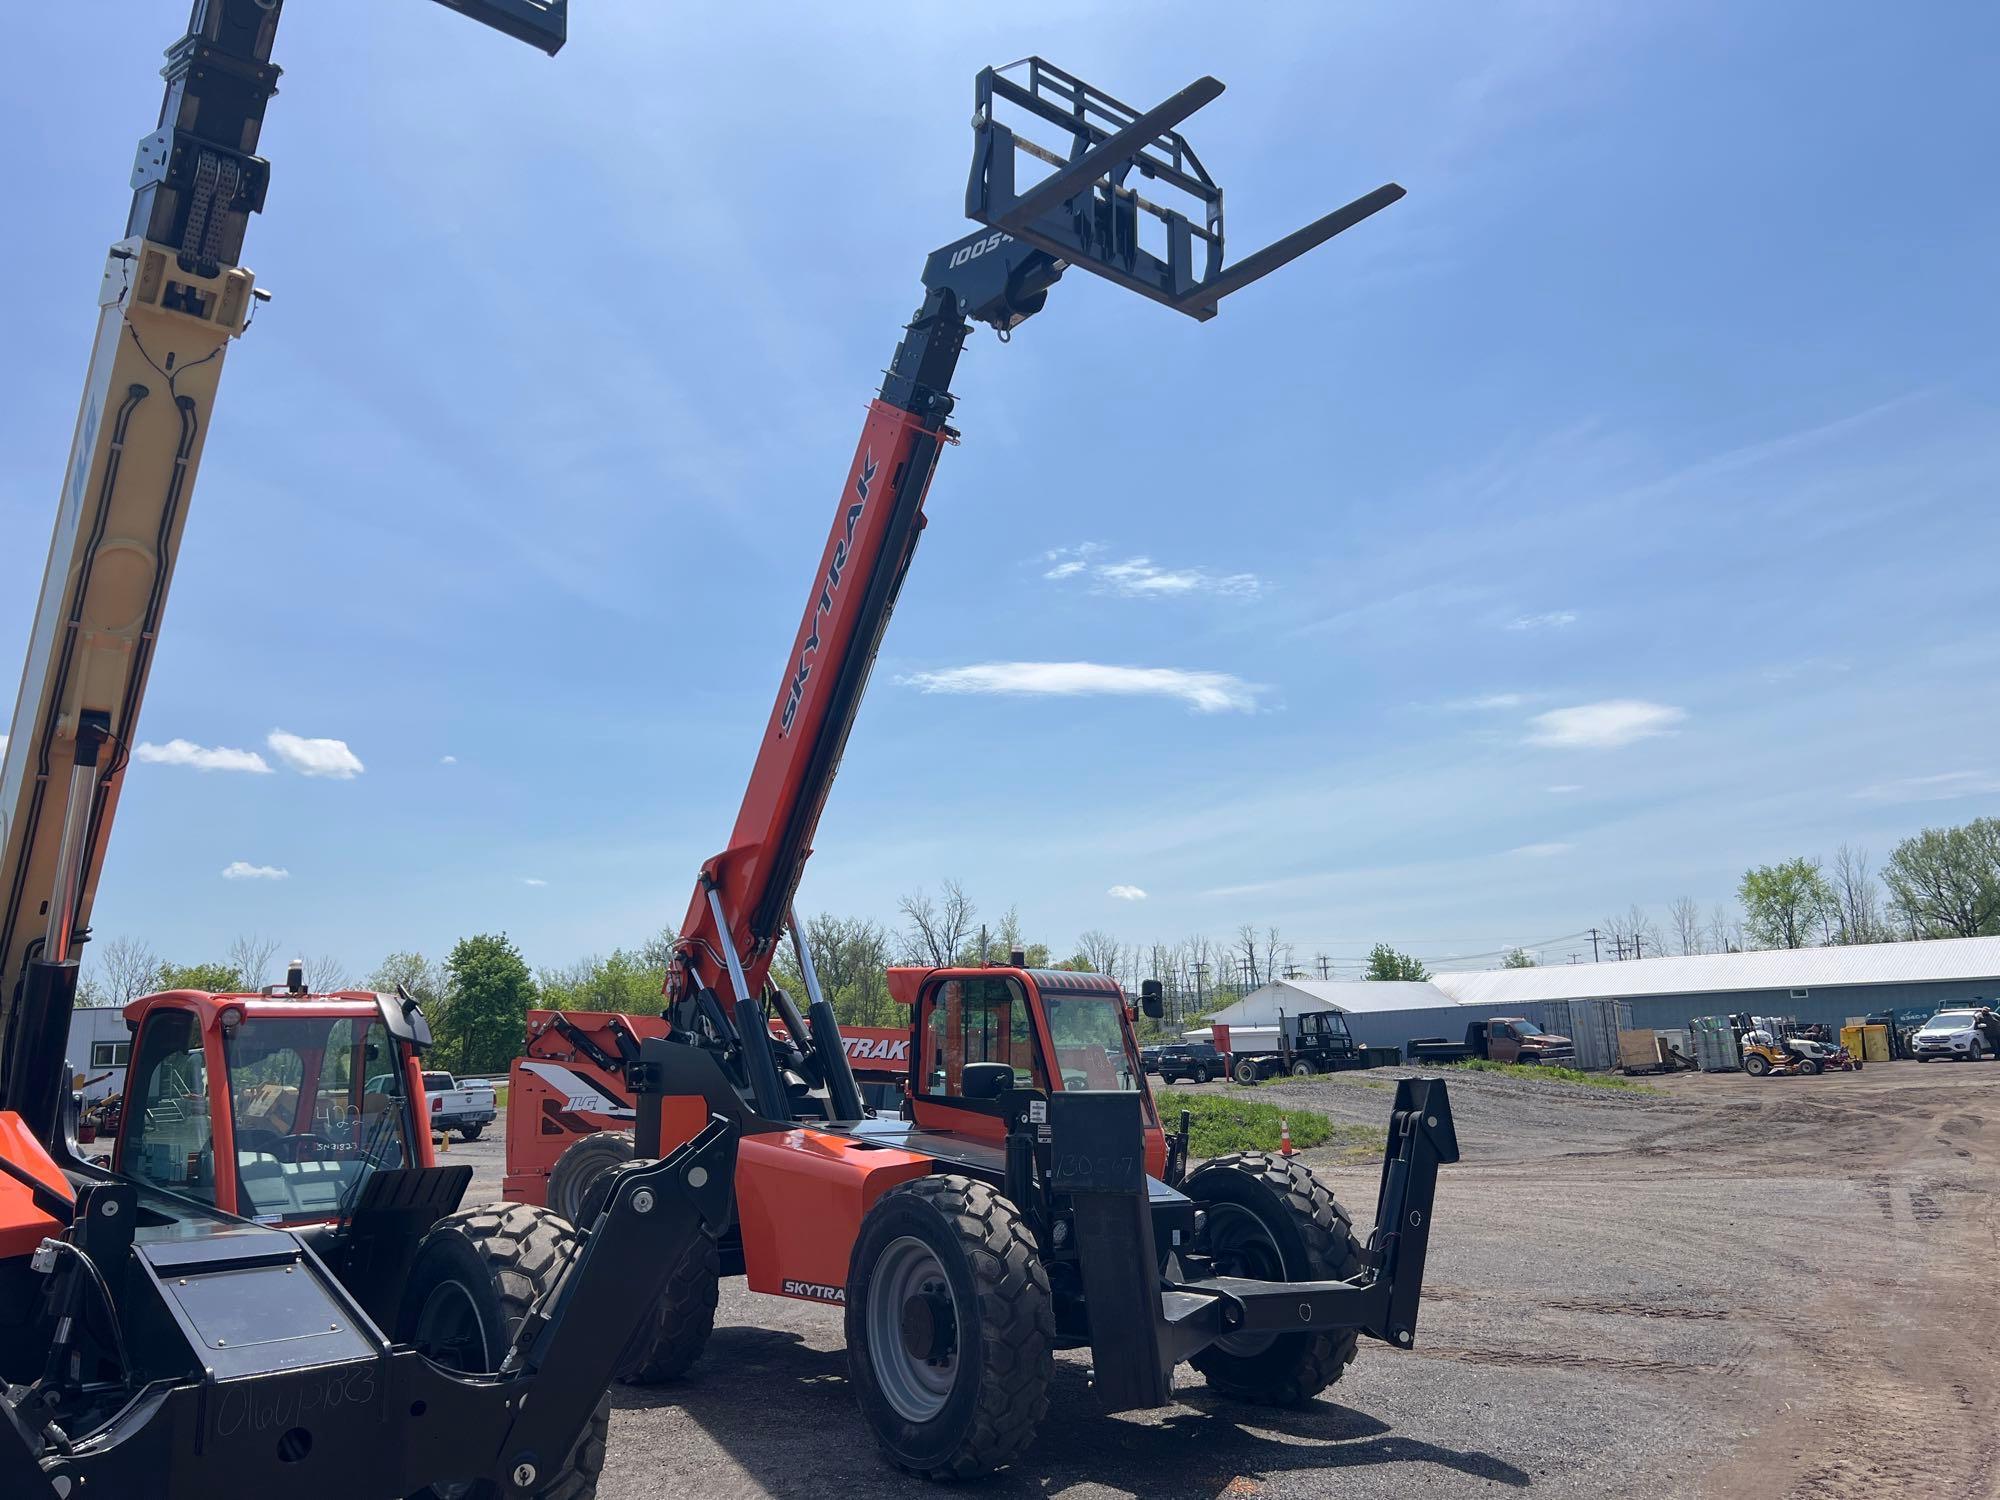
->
xmin=398 ymin=1203 xmax=608 ymax=1500
xmin=460 ymin=1123 xmax=484 ymax=1142
xmin=1185 ymin=1151 xmax=1362 ymax=1406
xmin=1233 ymin=1059 xmax=1259 ymax=1086
xmin=616 ymin=1228 xmax=720 ymax=1384
xmin=548 ymin=1130 xmax=636 ymax=1225
xmin=845 ymin=1174 xmax=1053 ymax=1479
xmin=1744 ymin=1053 xmax=1770 ymax=1077
xmin=1799 ymin=1059 xmax=1822 ymax=1076
xmin=555 ymin=1130 xmax=721 ymax=1384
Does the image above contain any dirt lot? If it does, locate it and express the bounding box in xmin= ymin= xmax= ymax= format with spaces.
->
xmin=455 ymin=1060 xmax=2000 ymax=1499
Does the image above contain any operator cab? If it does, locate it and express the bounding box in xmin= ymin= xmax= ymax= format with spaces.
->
xmin=885 ymin=965 xmax=1166 ymax=1176
xmin=115 ymin=990 xmax=431 ymax=1225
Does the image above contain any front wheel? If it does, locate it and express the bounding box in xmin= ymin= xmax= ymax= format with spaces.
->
xmin=846 ymin=1175 xmax=1053 ymax=1479
xmin=1291 ymin=1060 xmax=1316 ymax=1078
xmin=1192 ymin=1065 xmax=1210 ymax=1084
xmin=1971 ymin=1041 xmax=1986 ymax=1063
xmin=1798 ymin=1059 xmax=1822 ymax=1076
xmin=398 ymin=1204 xmax=607 ymax=1500
xmin=1185 ymin=1152 xmax=1361 ymax=1405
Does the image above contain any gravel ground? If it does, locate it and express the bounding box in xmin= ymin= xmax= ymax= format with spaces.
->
xmin=451 ymin=1060 xmax=2000 ymax=1500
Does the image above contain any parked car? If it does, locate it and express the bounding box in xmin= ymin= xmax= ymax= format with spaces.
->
xmin=1139 ymin=1045 xmax=1165 ymax=1073
xmin=367 ymin=1068 xmax=498 ymax=1139
xmin=1155 ymin=1041 xmax=1227 ymax=1084
xmin=1913 ymin=1009 xmax=2000 ymax=1062
xmin=1408 ymin=1018 xmax=1576 ymax=1067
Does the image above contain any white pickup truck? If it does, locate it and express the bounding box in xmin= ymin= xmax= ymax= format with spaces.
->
xmin=371 ymin=1069 xmax=498 ymax=1140
xmin=423 ymin=1071 xmax=497 ymax=1139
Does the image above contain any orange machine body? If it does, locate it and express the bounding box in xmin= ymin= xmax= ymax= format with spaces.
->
xmin=0 ymin=1111 xmax=74 ymax=1259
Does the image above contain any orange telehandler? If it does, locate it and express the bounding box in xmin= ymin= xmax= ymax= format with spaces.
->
xmin=505 ymin=59 xmax=1460 ymax=1478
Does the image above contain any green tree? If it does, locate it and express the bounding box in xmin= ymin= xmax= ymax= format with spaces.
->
xmin=444 ymin=934 xmax=535 ymax=1073
xmin=1365 ymin=943 xmax=1429 ymax=982
xmin=1502 ymin=948 xmax=1536 ymax=968
xmin=155 ymin=960 xmax=244 ymax=992
xmin=1738 ymin=857 xmax=1835 ymax=949
xmin=772 ymin=913 xmax=895 ymax=1026
xmin=1882 ymin=819 xmax=2000 ymax=939
xmin=537 ymin=948 xmax=663 ymax=1013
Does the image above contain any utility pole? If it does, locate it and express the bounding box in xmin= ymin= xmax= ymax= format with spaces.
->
xmin=1632 ymin=933 xmax=1642 ymax=960
xmin=1192 ymin=961 xmax=1209 ymax=1014
xmin=1590 ymin=927 xmax=1601 ymax=963
xmin=1315 ymin=953 xmax=1332 ymax=980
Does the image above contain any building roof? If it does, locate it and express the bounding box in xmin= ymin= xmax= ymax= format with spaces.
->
xmin=1429 ymin=935 xmax=2000 ymax=1008
xmin=1206 ymin=979 xmax=1457 ymax=1027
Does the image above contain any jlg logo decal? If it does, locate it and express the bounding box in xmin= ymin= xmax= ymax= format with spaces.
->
xmin=782 ymin=1279 xmax=846 ymax=1303
xmin=948 ymin=231 xmax=1012 ymax=269
xmin=780 ymin=451 xmax=876 ymax=737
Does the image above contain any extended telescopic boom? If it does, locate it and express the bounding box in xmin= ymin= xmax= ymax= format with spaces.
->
xmin=667 ymin=59 xmax=1401 ymax=1102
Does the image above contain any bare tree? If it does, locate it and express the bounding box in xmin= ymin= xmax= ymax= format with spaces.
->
xmin=897 ymin=880 xmax=977 ymax=967
xmin=298 ymin=954 xmax=349 ymax=993
xmin=1831 ymin=845 xmax=1888 ymax=945
xmin=95 ymin=935 xmax=160 ymax=1007
xmin=1235 ymin=924 xmax=1262 ymax=989
xmin=1074 ymin=929 xmax=1123 ymax=977
xmin=227 ymin=934 xmax=280 ymax=990
xmin=1266 ymin=927 xmax=1294 ymax=983
xmin=1707 ymin=901 xmax=1742 ymax=954
xmin=1668 ymin=897 xmax=1703 ymax=956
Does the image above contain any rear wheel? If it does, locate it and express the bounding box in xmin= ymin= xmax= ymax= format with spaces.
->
xmin=547 ymin=1130 xmax=636 ymax=1225
xmin=1185 ymin=1152 xmax=1361 ymax=1405
xmin=846 ymin=1175 xmax=1053 ymax=1479
xmin=398 ymin=1204 xmax=608 ymax=1500
xmin=1744 ymin=1053 xmax=1771 ymax=1077
xmin=459 ymin=1122 xmax=483 ymax=1142
xmin=1233 ymin=1059 xmax=1259 ymax=1086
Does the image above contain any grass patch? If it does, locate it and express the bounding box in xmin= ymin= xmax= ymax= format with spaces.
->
xmin=1173 ymin=1094 xmax=1385 ymax=1158
xmin=1455 ymin=1059 xmax=1653 ymax=1091
xmin=494 ymin=1084 xmax=509 ymax=1108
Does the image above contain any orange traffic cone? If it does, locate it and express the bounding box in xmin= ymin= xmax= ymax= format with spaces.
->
xmin=1278 ymin=1117 xmax=1294 ymax=1157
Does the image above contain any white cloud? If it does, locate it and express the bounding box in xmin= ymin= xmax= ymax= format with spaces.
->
xmin=440 ymin=754 xmax=458 ymax=765
xmin=1042 ymin=544 xmax=1261 ymax=599
xmin=136 ymin=739 xmax=273 ymax=774
xmin=1445 ymin=692 xmax=1530 ymax=711
xmin=1509 ymin=842 xmax=1575 ymax=857
xmin=1526 ymin=699 xmax=1684 ymax=749
xmin=1506 ymin=610 xmax=1577 ymax=631
xmin=221 ymin=860 xmax=288 ymax=881
xmin=522 ymin=877 xmax=548 ymax=887
xmin=1546 ymin=784 xmax=1584 ymax=793
xmin=1853 ymin=770 xmax=2000 ymax=804
xmin=902 ymin=661 xmax=1261 ymax=714
xmin=267 ymin=731 xmax=364 ymax=779
xmin=1107 ymin=884 xmax=1148 ymax=901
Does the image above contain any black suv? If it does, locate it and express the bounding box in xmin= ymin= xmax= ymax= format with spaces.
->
xmin=1156 ymin=1041 xmax=1226 ymax=1084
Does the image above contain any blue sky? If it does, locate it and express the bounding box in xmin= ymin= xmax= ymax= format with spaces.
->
xmin=3 ymin=3 xmax=1996 ymax=982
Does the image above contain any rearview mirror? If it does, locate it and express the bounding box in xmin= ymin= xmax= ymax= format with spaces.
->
xmin=961 ymin=1062 xmax=1014 ymax=1101
xmin=1141 ymin=980 xmax=1164 ymax=1019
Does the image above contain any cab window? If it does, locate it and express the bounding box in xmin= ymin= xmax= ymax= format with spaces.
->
xmin=125 ymin=1010 xmax=217 ymax=1203
xmin=922 ymin=978 xmax=1035 ymax=1097
xmin=228 ymin=1016 xmax=413 ymax=1222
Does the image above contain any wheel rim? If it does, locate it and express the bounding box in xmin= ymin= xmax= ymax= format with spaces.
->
xmin=1203 ymin=1203 xmax=1285 ymax=1357
xmin=867 ymin=1235 xmax=962 ymax=1423
xmin=412 ymin=1281 xmax=492 ymax=1500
